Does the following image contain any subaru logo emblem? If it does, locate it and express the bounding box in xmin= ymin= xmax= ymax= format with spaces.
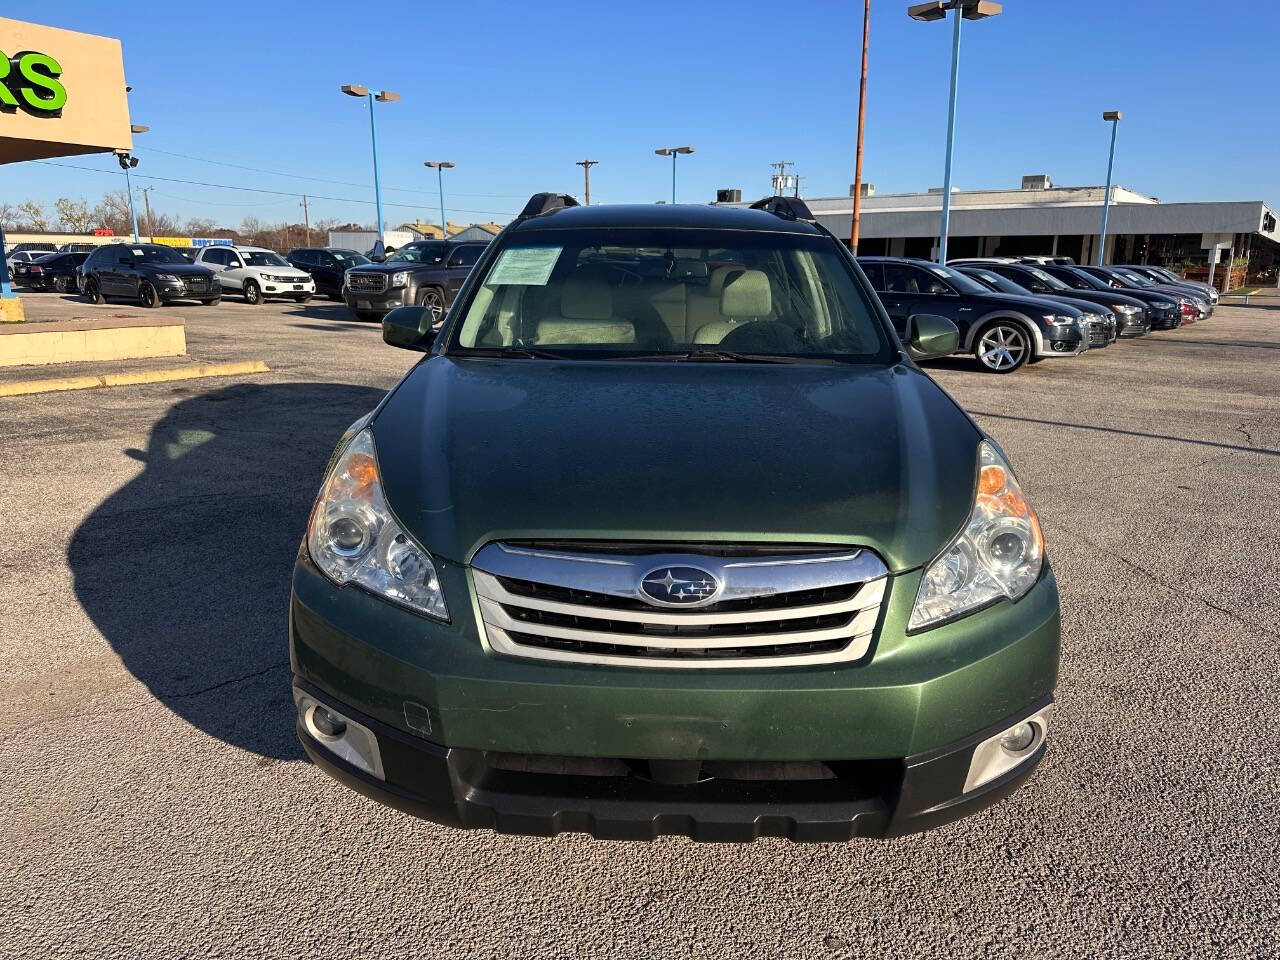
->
xmin=639 ymin=566 xmax=720 ymax=607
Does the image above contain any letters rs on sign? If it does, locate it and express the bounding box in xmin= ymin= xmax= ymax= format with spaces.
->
xmin=0 ymin=50 xmax=68 ymax=117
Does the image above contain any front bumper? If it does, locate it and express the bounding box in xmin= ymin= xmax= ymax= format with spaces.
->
xmin=262 ymin=277 xmax=315 ymax=296
xmin=290 ymin=550 xmax=1060 ymax=839
xmin=344 ymin=285 xmax=409 ymax=315
xmin=295 ymin=676 xmax=1053 ymax=841
xmin=156 ymin=278 xmax=220 ymax=300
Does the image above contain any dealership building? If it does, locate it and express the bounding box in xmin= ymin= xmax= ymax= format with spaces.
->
xmin=774 ymin=175 xmax=1279 ymax=282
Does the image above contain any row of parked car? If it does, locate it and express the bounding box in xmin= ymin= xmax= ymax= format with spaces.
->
xmin=857 ymin=254 xmax=1217 ymax=372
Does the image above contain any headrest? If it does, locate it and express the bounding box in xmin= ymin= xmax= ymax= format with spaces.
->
xmin=561 ymin=270 xmax=613 ymax=320
xmin=720 ymin=269 xmax=772 ymax=317
xmin=707 ymin=265 xmax=744 ymax=297
xmin=535 ymin=319 xmax=636 ymax=345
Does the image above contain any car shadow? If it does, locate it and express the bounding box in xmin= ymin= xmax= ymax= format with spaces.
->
xmin=67 ymin=381 xmax=386 ymax=760
xmin=279 ymin=303 xmax=365 ymax=323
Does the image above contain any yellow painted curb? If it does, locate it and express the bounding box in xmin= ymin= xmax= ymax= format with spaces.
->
xmin=0 ymin=360 xmax=270 ymax=397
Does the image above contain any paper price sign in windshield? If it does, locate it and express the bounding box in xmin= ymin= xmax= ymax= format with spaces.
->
xmin=486 ymin=246 xmax=562 ymax=286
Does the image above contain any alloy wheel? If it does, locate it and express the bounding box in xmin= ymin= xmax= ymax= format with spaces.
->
xmin=976 ymin=324 xmax=1029 ymax=372
xmin=244 ymin=280 xmax=261 ymax=304
xmin=421 ymin=289 xmax=444 ymax=322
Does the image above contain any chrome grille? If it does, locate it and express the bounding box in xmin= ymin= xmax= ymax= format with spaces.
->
xmin=471 ymin=542 xmax=889 ymax=669
xmin=347 ymin=271 xmax=387 ymax=293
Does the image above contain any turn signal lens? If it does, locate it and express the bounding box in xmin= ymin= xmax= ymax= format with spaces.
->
xmin=910 ymin=442 xmax=1045 ymax=631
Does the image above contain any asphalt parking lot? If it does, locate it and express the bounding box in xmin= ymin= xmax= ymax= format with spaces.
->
xmin=2 ymin=290 xmax=1277 ymax=959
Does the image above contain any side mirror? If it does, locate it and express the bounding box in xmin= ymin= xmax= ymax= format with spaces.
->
xmin=905 ymin=313 xmax=959 ymax=360
xmin=382 ymin=305 xmax=437 ymax=352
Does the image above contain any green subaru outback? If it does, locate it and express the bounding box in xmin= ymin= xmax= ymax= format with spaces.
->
xmin=290 ymin=194 xmax=1059 ymax=842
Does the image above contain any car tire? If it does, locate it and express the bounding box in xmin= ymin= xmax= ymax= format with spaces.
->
xmin=53 ymin=275 xmax=70 ymax=294
xmin=202 ymin=297 xmax=221 ymax=306
xmin=416 ymin=286 xmax=446 ymax=323
xmin=139 ymin=281 xmax=162 ymax=309
xmin=85 ymin=278 xmax=106 ymax=305
xmin=243 ymin=279 xmax=262 ymax=305
xmin=295 ymin=294 xmax=313 ymax=303
xmin=974 ymin=320 xmax=1031 ymax=374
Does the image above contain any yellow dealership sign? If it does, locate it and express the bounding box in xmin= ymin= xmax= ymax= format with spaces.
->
xmin=0 ymin=17 xmax=131 ymax=164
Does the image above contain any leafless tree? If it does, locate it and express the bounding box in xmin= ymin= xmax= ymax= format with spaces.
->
xmin=17 ymin=199 xmax=50 ymax=231
xmin=55 ymin=197 xmax=96 ymax=233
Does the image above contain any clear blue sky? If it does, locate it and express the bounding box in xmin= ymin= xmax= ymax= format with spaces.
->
xmin=8 ymin=0 xmax=1279 ymax=229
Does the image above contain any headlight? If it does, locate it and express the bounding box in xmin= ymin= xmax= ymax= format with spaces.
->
xmin=1050 ymin=313 xmax=1080 ymax=329
xmin=390 ymin=271 xmax=410 ymax=287
xmin=1112 ymin=303 xmax=1140 ymax=315
xmin=307 ymin=428 xmax=449 ymax=621
xmin=909 ymin=441 xmax=1044 ymax=632
xmin=153 ymin=273 xmax=179 ymax=282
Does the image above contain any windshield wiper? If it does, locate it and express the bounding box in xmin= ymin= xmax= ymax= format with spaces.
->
xmin=461 ymin=346 xmax=574 ymax=360
xmin=673 ymin=349 xmax=811 ymax=364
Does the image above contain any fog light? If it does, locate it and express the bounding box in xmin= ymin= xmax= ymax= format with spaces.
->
xmin=311 ymin=706 xmax=347 ymax=739
xmin=1000 ymin=721 xmax=1035 ymax=753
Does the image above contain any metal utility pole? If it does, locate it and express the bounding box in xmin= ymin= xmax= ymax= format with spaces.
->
xmin=424 ymin=162 xmax=455 ymax=237
xmin=793 ymin=176 xmax=805 ymax=198
xmin=851 ymin=0 xmax=871 ymax=253
xmin=907 ymin=0 xmax=1002 ymax=264
xmin=141 ymin=187 xmax=154 ymax=240
xmin=1097 ymin=110 xmax=1122 ymax=266
xmin=341 ymin=84 xmax=400 ymax=256
xmin=576 ymin=159 xmax=599 ymax=205
xmin=770 ymin=161 xmax=793 ymax=196
xmin=301 ymin=195 xmax=310 ymax=246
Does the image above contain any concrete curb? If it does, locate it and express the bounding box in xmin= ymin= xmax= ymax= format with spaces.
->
xmin=0 ymin=360 xmax=270 ymax=397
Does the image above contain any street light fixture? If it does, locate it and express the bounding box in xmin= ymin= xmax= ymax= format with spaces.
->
xmin=114 ymin=124 xmax=149 ymax=242
xmin=342 ymin=84 xmax=400 ymax=257
xmin=654 ymin=146 xmax=694 ymax=204
xmin=907 ymin=0 xmax=1002 ymax=264
xmin=424 ymin=162 xmax=456 ymax=239
xmin=1097 ymin=110 xmax=1122 ymax=266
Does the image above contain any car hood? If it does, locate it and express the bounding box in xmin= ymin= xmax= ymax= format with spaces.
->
xmin=349 ymin=261 xmax=443 ymax=275
xmin=975 ymin=292 xmax=1080 ymax=318
xmin=251 ymin=265 xmax=310 ymax=278
xmin=370 ymin=358 xmax=982 ymax=571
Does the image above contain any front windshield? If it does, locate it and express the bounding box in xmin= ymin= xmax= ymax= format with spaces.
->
xmin=132 ymin=246 xmax=187 ymax=264
xmin=970 ymin=270 xmax=1031 ymax=296
xmin=1066 ymin=269 xmax=1112 ymax=291
xmin=925 ymin=263 xmax=991 ymax=296
xmin=1115 ymin=269 xmax=1153 ymax=287
xmin=331 ymin=250 xmax=370 ymax=266
xmin=449 ymin=228 xmax=892 ymax=362
xmin=387 ymin=242 xmax=447 ymax=264
xmin=1021 ymin=265 xmax=1070 ymax=291
xmin=243 ymin=251 xmax=289 ymax=267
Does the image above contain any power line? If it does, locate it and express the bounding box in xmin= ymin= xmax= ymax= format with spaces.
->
xmin=31 ymin=159 xmax=518 ymax=217
xmin=143 ymin=146 xmax=530 ymax=199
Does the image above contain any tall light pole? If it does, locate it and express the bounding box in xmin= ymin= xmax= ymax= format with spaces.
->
xmin=907 ymin=0 xmax=1001 ymax=264
xmin=851 ymin=0 xmax=871 ymax=253
xmin=342 ymin=84 xmax=400 ymax=256
xmin=576 ymin=158 xmax=598 ymax=205
xmin=114 ymin=123 xmax=149 ymax=243
xmin=1097 ymin=110 xmax=1122 ymax=266
xmin=654 ymin=146 xmax=694 ymax=204
xmin=424 ymin=162 xmax=455 ymax=237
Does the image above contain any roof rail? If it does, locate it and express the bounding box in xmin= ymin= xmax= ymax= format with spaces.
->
xmin=517 ymin=193 xmax=581 ymax=220
xmin=749 ymin=195 xmax=816 ymax=222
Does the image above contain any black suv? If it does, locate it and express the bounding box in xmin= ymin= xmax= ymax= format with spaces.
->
xmin=858 ymin=256 xmax=1089 ymax=373
xmin=342 ymin=239 xmax=488 ymax=323
xmin=79 ymin=243 xmax=220 ymax=307
xmin=287 ymin=247 xmax=371 ymax=300
xmin=953 ymin=260 xmax=1148 ymax=338
xmin=1038 ymin=265 xmax=1182 ymax=329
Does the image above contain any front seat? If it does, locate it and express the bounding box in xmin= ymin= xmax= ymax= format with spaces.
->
xmin=535 ymin=269 xmax=635 ymax=345
xmin=692 ymin=269 xmax=773 ymax=345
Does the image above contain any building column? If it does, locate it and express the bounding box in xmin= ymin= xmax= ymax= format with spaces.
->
xmin=1050 ymin=235 xmax=1059 ymax=255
